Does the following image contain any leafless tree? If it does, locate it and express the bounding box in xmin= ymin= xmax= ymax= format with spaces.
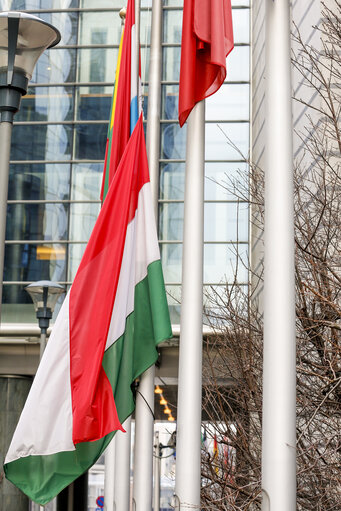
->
xmin=201 ymin=2 xmax=341 ymax=509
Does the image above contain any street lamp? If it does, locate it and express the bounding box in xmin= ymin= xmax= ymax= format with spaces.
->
xmin=0 ymin=11 xmax=61 ymax=320
xmin=25 ymin=280 xmax=65 ymax=359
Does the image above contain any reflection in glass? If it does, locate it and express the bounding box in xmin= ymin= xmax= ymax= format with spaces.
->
xmin=160 ymin=162 xmax=185 ymax=200
xmin=39 ymin=10 xmax=79 ymax=46
xmin=163 ymin=9 xmax=182 ymax=44
xmin=77 ymin=88 xmax=111 ymax=121
xmin=206 ymin=84 xmax=249 ymax=121
xmin=159 ymin=202 xmax=184 ymax=241
xmin=11 ymin=125 xmax=73 ymax=161
xmin=162 ymin=85 xmax=179 ymax=120
xmin=162 ymin=47 xmax=181 ymax=82
xmin=6 ymin=203 xmax=69 ymax=241
xmin=78 ymin=48 xmax=117 ymax=84
xmin=204 ymin=202 xmax=249 ymax=242
xmin=16 ymin=86 xmax=74 ymax=122
xmin=205 ymin=123 xmax=249 ymax=161
xmin=69 ymin=203 xmax=100 ymax=243
xmin=4 ymin=243 xmax=67 ymax=285
xmin=205 ymin=162 xmax=249 ymax=201
xmin=204 ymin=243 xmax=248 ymax=284
xmin=165 ymin=284 xmax=181 ymax=324
xmin=75 ymin=123 xmax=107 ymax=160
xmin=160 ymin=243 xmax=182 ymax=283
xmin=31 ymin=49 xmax=76 ymax=84
xmin=8 ymin=164 xmax=71 ymax=201
xmin=79 ymin=11 xmax=120 ymax=46
xmin=71 ymin=163 xmax=103 ymax=200
xmin=226 ymin=46 xmax=250 ymax=82
xmin=161 ymin=123 xmax=186 ymax=160
xmin=68 ymin=243 xmax=86 ymax=282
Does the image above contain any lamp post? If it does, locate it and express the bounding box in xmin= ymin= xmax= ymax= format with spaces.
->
xmin=0 ymin=11 xmax=60 ymax=320
xmin=25 ymin=280 xmax=65 ymax=359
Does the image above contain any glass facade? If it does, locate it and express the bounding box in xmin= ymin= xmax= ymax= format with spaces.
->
xmin=2 ymin=0 xmax=250 ymax=328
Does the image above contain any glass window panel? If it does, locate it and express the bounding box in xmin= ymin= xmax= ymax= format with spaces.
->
xmin=163 ymin=9 xmax=182 ymax=44
xmin=4 ymin=243 xmax=67 ymax=283
xmin=79 ymin=11 xmax=121 ymax=46
xmin=67 ymin=243 xmax=86 ymax=282
xmin=226 ymin=46 xmax=249 ymax=82
xmin=6 ymin=203 xmax=69 ymax=241
xmin=160 ymin=243 xmax=182 ymax=283
xmin=141 ymin=46 xmax=150 ymax=83
xmin=16 ymin=86 xmax=74 ymax=122
xmin=204 ymin=202 xmax=249 ymax=242
xmin=205 ymin=122 xmax=249 ymax=160
xmin=81 ymin=0 xmax=127 ymax=6
xmin=141 ymin=9 xmax=152 ymax=46
xmin=206 ymin=84 xmax=249 ymax=121
xmin=31 ymin=49 xmax=76 ymax=84
xmin=161 ymin=123 xmax=186 ymax=160
xmin=78 ymin=48 xmax=118 ymax=84
xmin=11 ymin=125 xmax=73 ymax=161
xmin=204 ymin=243 xmax=248 ymax=284
xmin=69 ymin=203 xmax=100 ymax=243
xmin=203 ymin=284 xmax=249 ymax=321
xmin=162 ymin=46 xmax=181 ymax=81
xmin=8 ymin=164 xmax=71 ymax=201
xmin=76 ymin=87 xmax=112 ymax=121
xmin=205 ymin=162 xmax=249 ymax=201
xmin=232 ymin=0 xmax=249 ymax=5
xmin=160 ymin=162 xmax=185 ymax=200
xmin=1 ymin=284 xmax=37 ymax=324
xmin=71 ymin=163 xmax=103 ymax=200
xmin=74 ymin=123 xmax=107 ymax=160
xmin=161 ymin=84 xmax=179 ymax=120
xmin=232 ymin=8 xmax=250 ymax=44
xmin=38 ymin=11 xmax=78 ymax=45
xmin=159 ymin=202 xmax=184 ymax=241
xmin=165 ymin=284 xmax=181 ymax=325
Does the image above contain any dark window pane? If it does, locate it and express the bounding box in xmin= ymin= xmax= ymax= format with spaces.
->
xmin=8 ymin=164 xmax=71 ymax=201
xmin=31 ymin=49 xmax=76 ymax=84
xmin=77 ymin=89 xmax=111 ymax=121
xmin=161 ymin=123 xmax=186 ymax=160
xmin=75 ymin=123 xmax=107 ymax=160
xmin=11 ymin=125 xmax=73 ymax=161
xmin=4 ymin=243 xmax=67 ymax=284
xmin=6 ymin=203 xmax=69 ymax=241
xmin=16 ymin=86 xmax=74 ymax=122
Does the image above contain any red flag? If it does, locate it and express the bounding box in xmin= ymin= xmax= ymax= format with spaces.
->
xmin=178 ymin=0 xmax=234 ymax=127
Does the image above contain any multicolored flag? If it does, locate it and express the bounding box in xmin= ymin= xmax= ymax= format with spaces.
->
xmin=4 ymin=116 xmax=172 ymax=505
xmin=178 ymin=0 xmax=234 ymax=127
xmin=100 ymin=0 xmax=140 ymax=201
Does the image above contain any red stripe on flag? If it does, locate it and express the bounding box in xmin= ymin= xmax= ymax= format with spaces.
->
xmin=178 ymin=0 xmax=234 ymax=127
xmin=107 ymin=0 xmax=135 ymax=188
xmin=69 ymin=116 xmax=149 ymax=444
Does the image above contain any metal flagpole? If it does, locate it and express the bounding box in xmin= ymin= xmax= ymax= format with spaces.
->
xmin=132 ymin=365 xmax=155 ymax=511
xmin=133 ymin=1 xmax=162 ymax=509
xmin=174 ymin=100 xmax=205 ymax=510
xmin=104 ymin=437 xmax=115 ymax=511
xmin=262 ymin=1 xmax=296 ymax=510
xmin=153 ymin=431 xmax=161 ymax=511
xmin=114 ymin=417 xmax=132 ymax=511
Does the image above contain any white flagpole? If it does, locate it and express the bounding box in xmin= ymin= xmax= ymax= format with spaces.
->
xmin=133 ymin=365 xmax=155 ymax=511
xmin=262 ymin=1 xmax=296 ymax=510
xmin=174 ymin=100 xmax=205 ymax=510
xmin=114 ymin=418 xmax=132 ymax=511
xmin=133 ymin=1 xmax=162 ymax=509
xmin=104 ymin=437 xmax=115 ymax=511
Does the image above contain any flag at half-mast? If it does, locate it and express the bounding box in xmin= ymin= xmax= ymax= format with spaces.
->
xmin=178 ymin=0 xmax=234 ymax=127
xmin=101 ymin=0 xmax=140 ymax=201
xmin=4 ymin=0 xmax=172 ymax=502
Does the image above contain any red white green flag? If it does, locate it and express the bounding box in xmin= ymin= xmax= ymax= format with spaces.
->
xmin=4 ymin=116 xmax=172 ymax=504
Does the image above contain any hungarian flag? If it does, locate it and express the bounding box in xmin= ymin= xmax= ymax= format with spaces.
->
xmin=100 ymin=0 xmax=140 ymax=200
xmin=178 ymin=0 xmax=234 ymax=127
xmin=4 ymin=116 xmax=172 ymax=504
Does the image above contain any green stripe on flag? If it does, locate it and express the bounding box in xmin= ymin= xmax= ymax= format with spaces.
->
xmin=4 ymin=260 xmax=171 ymax=505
